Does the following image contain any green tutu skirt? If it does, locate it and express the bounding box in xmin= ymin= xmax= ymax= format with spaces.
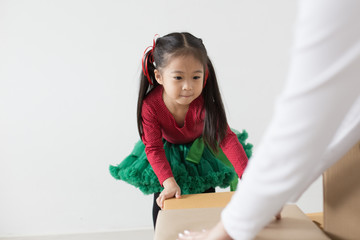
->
xmin=109 ymin=129 xmax=252 ymax=195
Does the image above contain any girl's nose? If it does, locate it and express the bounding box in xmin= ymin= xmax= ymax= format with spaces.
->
xmin=182 ymin=80 xmax=192 ymax=90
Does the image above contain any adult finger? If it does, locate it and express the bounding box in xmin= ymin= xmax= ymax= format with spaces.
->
xmin=178 ymin=230 xmax=206 ymax=239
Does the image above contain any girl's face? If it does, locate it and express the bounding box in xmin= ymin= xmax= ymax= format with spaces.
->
xmin=154 ymin=54 xmax=204 ymax=108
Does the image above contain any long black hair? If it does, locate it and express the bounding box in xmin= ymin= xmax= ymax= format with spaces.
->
xmin=137 ymin=32 xmax=228 ymax=151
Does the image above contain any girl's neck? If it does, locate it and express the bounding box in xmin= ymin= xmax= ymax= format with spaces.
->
xmin=162 ymin=91 xmax=190 ymax=128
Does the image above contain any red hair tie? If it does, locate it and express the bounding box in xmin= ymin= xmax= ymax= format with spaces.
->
xmin=204 ymin=66 xmax=209 ymax=87
xmin=142 ymin=34 xmax=160 ymax=85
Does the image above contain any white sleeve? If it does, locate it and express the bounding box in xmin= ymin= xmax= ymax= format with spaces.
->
xmin=222 ymin=0 xmax=360 ymax=239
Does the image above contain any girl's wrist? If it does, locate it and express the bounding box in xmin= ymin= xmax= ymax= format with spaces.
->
xmin=163 ymin=177 xmax=177 ymax=188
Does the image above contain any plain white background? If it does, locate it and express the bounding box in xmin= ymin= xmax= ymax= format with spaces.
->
xmin=0 ymin=0 xmax=323 ymax=237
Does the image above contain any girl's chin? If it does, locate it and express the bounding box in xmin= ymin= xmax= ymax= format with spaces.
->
xmin=176 ymin=98 xmax=193 ymax=105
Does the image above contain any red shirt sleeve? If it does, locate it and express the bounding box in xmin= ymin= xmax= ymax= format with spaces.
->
xmin=141 ymin=100 xmax=173 ymax=186
xmin=220 ymin=125 xmax=248 ymax=178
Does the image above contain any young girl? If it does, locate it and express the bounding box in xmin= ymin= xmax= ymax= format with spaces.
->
xmin=110 ymin=32 xmax=252 ymax=227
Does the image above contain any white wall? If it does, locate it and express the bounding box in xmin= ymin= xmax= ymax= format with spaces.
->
xmin=0 ymin=0 xmax=322 ymax=237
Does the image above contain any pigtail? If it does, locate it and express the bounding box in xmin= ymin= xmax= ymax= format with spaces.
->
xmin=202 ymin=57 xmax=228 ymax=151
xmin=137 ymin=45 xmax=159 ymax=138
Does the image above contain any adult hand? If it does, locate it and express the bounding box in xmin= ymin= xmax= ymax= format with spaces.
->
xmin=177 ymin=210 xmax=282 ymax=239
xmin=156 ymin=177 xmax=181 ymax=209
xmin=177 ymin=221 xmax=232 ymax=240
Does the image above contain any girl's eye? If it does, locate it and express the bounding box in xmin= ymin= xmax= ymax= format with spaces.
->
xmin=193 ymin=76 xmax=201 ymax=80
xmin=174 ymin=76 xmax=182 ymax=80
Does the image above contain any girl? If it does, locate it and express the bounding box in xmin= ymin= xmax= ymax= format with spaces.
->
xmin=110 ymin=32 xmax=252 ymax=227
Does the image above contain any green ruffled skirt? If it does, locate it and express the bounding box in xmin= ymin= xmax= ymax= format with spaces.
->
xmin=109 ymin=129 xmax=252 ymax=195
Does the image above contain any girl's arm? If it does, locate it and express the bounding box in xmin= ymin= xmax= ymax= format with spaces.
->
xmin=220 ymin=125 xmax=248 ymax=178
xmin=142 ymin=101 xmax=173 ymax=185
xmin=142 ymin=100 xmax=182 ymax=207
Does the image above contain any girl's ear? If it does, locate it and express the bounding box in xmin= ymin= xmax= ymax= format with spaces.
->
xmin=154 ymin=69 xmax=163 ymax=85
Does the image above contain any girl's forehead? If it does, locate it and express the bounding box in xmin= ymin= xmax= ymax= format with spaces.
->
xmin=162 ymin=54 xmax=204 ymax=70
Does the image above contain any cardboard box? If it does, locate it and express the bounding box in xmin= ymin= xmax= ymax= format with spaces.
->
xmin=163 ymin=191 xmax=234 ymax=210
xmin=155 ymin=141 xmax=360 ymax=239
xmin=323 ymin=141 xmax=360 ymax=240
xmin=154 ymin=204 xmax=329 ymax=240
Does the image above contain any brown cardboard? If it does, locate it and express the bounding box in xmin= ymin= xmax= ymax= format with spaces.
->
xmin=306 ymin=212 xmax=323 ymax=229
xmin=163 ymin=192 xmax=235 ymax=210
xmin=154 ymin=204 xmax=329 ymax=240
xmin=323 ymin=141 xmax=360 ymax=240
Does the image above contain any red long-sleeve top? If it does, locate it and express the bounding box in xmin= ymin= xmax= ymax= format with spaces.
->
xmin=141 ymin=86 xmax=248 ymax=185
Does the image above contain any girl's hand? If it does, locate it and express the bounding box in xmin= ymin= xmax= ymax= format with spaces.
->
xmin=156 ymin=177 xmax=181 ymax=209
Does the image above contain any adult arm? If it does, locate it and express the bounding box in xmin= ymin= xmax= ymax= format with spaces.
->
xmin=222 ymin=0 xmax=360 ymax=239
